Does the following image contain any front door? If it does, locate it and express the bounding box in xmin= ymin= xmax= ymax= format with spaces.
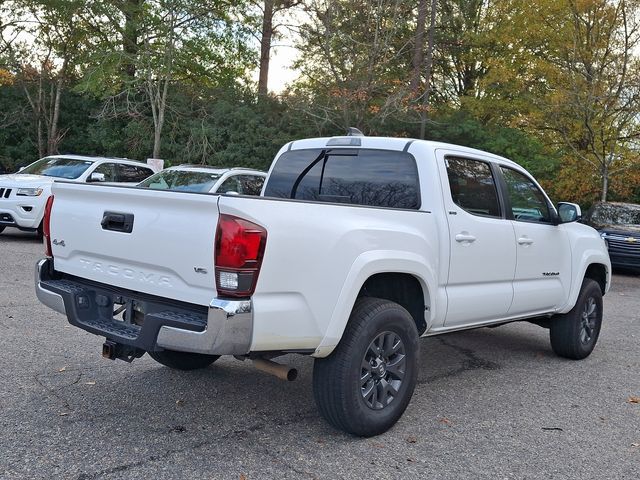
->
xmin=498 ymin=166 xmax=572 ymax=314
xmin=438 ymin=152 xmax=516 ymax=327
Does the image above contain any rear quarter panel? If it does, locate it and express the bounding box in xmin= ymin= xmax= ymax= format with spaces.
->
xmin=218 ymin=195 xmax=440 ymax=355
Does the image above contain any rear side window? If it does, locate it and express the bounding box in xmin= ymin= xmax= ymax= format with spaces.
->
xmin=264 ymin=149 xmax=420 ymax=209
xmin=117 ymin=164 xmax=153 ymax=183
xmin=239 ymin=175 xmax=265 ymax=196
xmin=446 ymin=157 xmax=501 ymax=217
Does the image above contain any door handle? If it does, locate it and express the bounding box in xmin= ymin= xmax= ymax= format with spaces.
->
xmin=517 ymin=237 xmax=534 ymax=245
xmin=101 ymin=211 xmax=134 ymax=233
xmin=455 ymin=233 xmax=476 ymax=243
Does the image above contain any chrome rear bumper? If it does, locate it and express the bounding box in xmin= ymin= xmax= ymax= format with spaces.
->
xmin=35 ymin=258 xmax=253 ymax=356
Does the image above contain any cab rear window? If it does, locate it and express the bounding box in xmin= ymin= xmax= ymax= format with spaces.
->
xmin=263 ymin=148 xmax=420 ymax=209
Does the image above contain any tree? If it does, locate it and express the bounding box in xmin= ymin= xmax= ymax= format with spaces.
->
xmin=255 ymin=0 xmax=301 ymax=97
xmin=293 ymin=0 xmax=415 ymax=132
xmin=82 ymin=0 xmax=254 ymax=159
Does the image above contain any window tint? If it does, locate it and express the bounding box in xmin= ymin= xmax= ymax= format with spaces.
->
xmin=238 ymin=175 xmax=264 ymax=196
xmin=218 ymin=176 xmax=242 ymax=194
xmin=92 ymin=163 xmax=117 ymax=182
xmin=138 ymin=170 xmax=221 ymax=192
xmin=500 ymin=167 xmax=551 ymax=223
xmin=117 ymin=164 xmax=153 ymax=183
xmin=264 ymin=149 xmax=420 ymax=209
xmin=446 ymin=157 xmax=501 ymax=217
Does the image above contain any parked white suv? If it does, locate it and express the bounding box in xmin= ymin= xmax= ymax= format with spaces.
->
xmin=137 ymin=165 xmax=266 ymax=195
xmin=0 ymin=155 xmax=154 ymax=235
xmin=36 ymin=135 xmax=610 ymax=437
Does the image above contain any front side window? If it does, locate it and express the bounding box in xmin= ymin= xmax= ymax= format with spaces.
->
xmin=264 ymin=149 xmax=420 ymax=209
xmin=218 ymin=176 xmax=242 ymax=194
xmin=500 ymin=167 xmax=552 ymax=223
xmin=92 ymin=163 xmax=117 ymax=182
xmin=138 ymin=170 xmax=222 ymax=193
xmin=18 ymin=157 xmax=94 ymax=179
xmin=446 ymin=157 xmax=501 ymax=217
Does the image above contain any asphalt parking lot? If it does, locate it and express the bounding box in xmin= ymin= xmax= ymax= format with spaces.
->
xmin=1 ymin=230 xmax=639 ymax=479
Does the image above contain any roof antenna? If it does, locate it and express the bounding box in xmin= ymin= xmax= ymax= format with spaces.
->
xmin=346 ymin=127 xmax=364 ymax=137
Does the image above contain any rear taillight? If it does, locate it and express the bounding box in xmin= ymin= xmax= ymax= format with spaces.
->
xmin=43 ymin=195 xmax=55 ymax=257
xmin=215 ymin=214 xmax=267 ymax=298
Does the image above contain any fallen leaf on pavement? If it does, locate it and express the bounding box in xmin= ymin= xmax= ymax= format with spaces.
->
xmin=58 ymin=367 xmax=66 ymax=372
xmin=59 ymin=412 xmax=69 ymax=416
xmin=439 ymin=417 xmax=452 ymax=425
xmin=176 ymin=399 xmax=184 ymax=406
xmin=628 ymin=396 xmax=640 ymax=404
xmin=85 ymin=381 xmax=96 ymax=385
xmin=406 ymin=436 xmax=417 ymax=443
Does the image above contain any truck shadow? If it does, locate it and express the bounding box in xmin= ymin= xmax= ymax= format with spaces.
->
xmin=58 ymin=322 xmax=555 ymax=442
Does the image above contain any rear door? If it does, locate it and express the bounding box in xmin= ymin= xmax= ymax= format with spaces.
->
xmin=498 ymin=166 xmax=572 ymax=314
xmin=437 ymin=151 xmax=516 ymax=327
xmin=50 ymin=183 xmax=219 ymax=306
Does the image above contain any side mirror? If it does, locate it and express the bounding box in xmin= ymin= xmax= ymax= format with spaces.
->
xmin=557 ymin=202 xmax=582 ymax=224
xmin=88 ymin=172 xmax=106 ymax=183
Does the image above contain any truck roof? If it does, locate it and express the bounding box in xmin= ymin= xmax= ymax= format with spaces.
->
xmin=287 ymin=136 xmax=520 ymax=168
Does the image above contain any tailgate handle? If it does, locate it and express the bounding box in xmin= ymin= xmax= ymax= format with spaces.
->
xmin=101 ymin=212 xmax=134 ymax=233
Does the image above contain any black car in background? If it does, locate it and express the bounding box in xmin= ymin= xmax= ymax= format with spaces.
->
xmin=583 ymin=202 xmax=640 ymax=271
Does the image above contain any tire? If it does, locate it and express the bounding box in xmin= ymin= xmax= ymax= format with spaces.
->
xmin=148 ymin=349 xmax=220 ymax=370
xmin=36 ymin=222 xmax=43 ymax=239
xmin=313 ymin=297 xmax=420 ymax=437
xmin=0 ymin=226 xmax=4 ymax=234
xmin=550 ymin=279 xmax=603 ymax=360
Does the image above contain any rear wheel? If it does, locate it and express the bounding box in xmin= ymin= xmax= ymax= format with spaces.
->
xmin=313 ymin=297 xmax=420 ymax=437
xmin=550 ymin=279 xmax=603 ymax=360
xmin=148 ymin=349 xmax=220 ymax=370
xmin=0 ymin=226 xmax=4 ymax=234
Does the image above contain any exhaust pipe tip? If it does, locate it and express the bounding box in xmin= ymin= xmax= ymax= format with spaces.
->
xmin=252 ymin=358 xmax=298 ymax=381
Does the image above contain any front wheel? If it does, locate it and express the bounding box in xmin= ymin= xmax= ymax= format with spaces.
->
xmin=148 ymin=349 xmax=220 ymax=370
xmin=313 ymin=297 xmax=420 ymax=437
xmin=550 ymin=279 xmax=603 ymax=360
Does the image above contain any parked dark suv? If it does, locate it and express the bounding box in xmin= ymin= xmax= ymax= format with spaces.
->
xmin=583 ymin=201 xmax=640 ymax=271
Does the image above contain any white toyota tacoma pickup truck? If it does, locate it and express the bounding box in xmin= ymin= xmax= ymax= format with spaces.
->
xmin=35 ymin=135 xmax=611 ymax=436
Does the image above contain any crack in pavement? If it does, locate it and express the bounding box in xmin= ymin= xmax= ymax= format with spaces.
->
xmin=74 ymin=413 xmax=320 ymax=480
xmin=33 ymin=370 xmax=83 ymax=412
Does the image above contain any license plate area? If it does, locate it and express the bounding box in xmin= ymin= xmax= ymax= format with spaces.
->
xmin=112 ymin=295 xmax=146 ymax=326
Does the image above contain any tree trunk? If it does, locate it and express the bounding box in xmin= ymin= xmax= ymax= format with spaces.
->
xmin=122 ymin=0 xmax=142 ymax=80
xmin=48 ymin=68 xmax=65 ymax=155
xmin=152 ymin=79 xmax=168 ymax=159
xmin=258 ymin=0 xmax=275 ymax=97
xmin=601 ymin=165 xmax=608 ymax=202
xmin=410 ymin=0 xmax=428 ymax=95
xmin=36 ymin=74 xmax=45 ymax=158
xmin=420 ymin=0 xmax=437 ymax=139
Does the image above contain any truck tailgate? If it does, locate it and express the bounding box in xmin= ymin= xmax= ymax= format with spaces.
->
xmin=49 ymin=182 xmax=219 ymax=306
